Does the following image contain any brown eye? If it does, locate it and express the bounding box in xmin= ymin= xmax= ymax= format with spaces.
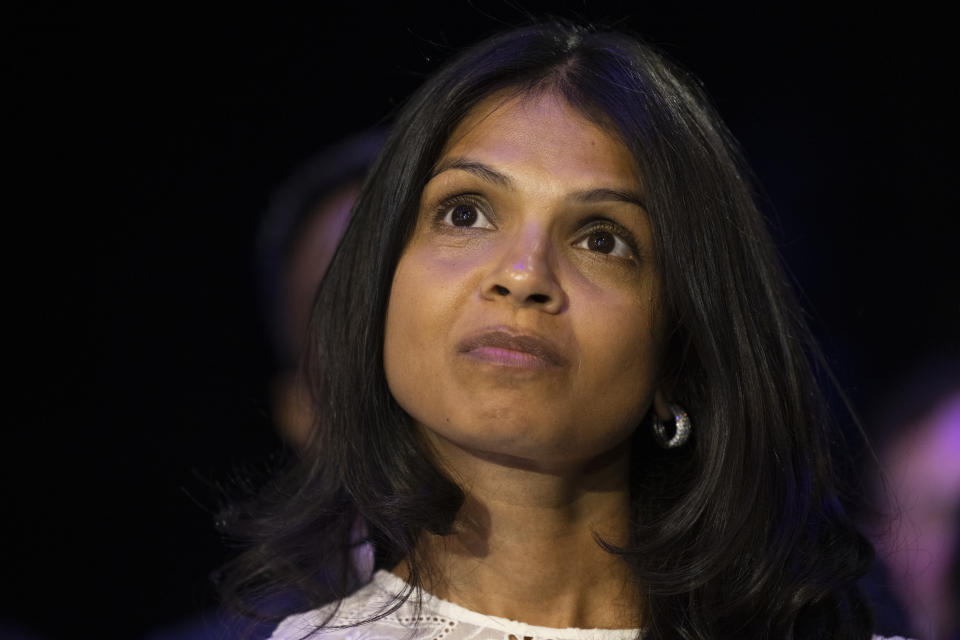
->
xmin=574 ymin=224 xmax=635 ymax=259
xmin=440 ymin=200 xmax=495 ymax=230
xmin=451 ymin=204 xmax=478 ymax=226
xmin=587 ymin=230 xmax=616 ymax=253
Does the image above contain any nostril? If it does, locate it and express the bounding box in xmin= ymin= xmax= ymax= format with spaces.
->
xmin=529 ymin=293 xmax=549 ymax=304
xmin=494 ymin=285 xmax=510 ymax=296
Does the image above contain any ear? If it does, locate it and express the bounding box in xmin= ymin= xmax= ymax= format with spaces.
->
xmin=653 ymin=388 xmax=673 ymax=422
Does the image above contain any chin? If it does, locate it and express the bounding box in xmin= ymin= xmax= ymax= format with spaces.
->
xmin=423 ymin=413 xmax=635 ymax=474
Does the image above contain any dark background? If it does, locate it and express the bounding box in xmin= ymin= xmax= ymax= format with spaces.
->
xmin=7 ymin=3 xmax=957 ymax=638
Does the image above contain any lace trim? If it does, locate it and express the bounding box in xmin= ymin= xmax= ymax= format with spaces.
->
xmin=371 ymin=570 xmax=641 ymax=639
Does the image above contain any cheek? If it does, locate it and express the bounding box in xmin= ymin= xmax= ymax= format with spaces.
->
xmin=572 ymin=297 xmax=662 ymax=420
xmin=383 ymin=258 xmax=429 ymax=406
xmin=382 ymin=250 xmax=474 ymax=417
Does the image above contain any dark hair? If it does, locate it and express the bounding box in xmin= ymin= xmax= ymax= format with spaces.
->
xmin=220 ymin=21 xmax=875 ymax=639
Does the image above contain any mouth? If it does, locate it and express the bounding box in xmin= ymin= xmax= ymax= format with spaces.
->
xmin=456 ymin=327 xmax=568 ymax=369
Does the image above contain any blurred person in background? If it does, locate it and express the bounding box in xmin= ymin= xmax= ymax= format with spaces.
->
xmin=862 ymin=359 xmax=960 ymax=640
xmin=257 ymin=129 xmax=386 ymax=449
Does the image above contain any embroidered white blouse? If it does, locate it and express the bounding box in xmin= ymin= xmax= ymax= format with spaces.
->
xmin=269 ymin=570 xmax=911 ymax=640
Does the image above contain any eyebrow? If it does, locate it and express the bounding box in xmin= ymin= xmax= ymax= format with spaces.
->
xmin=430 ymin=157 xmax=513 ymax=188
xmin=569 ymin=187 xmax=646 ymax=210
xmin=430 ymin=157 xmax=646 ymax=209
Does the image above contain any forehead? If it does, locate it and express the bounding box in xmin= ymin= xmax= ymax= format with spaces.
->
xmin=438 ymin=90 xmax=641 ymax=190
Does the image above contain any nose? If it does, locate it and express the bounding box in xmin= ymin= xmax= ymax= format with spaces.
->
xmin=479 ymin=225 xmax=566 ymax=314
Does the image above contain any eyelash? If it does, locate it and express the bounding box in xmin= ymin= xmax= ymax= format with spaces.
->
xmin=432 ymin=194 xmax=640 ymax=260
xmin=433 ymin=194 xmax=494 ymax=229
xmin=575 ymin=220 xmax=640 ymax=260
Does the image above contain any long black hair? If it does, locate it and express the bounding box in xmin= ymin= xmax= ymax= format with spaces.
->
xmin=219 ymin=21 xmax=875 ymax=639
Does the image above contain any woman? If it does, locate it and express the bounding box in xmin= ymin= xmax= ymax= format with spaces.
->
xmin=220 ymin=21 xmax=902 ymax=639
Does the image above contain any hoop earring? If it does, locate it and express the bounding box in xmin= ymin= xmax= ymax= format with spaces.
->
xmin=652 ymin=404 xmax=692 ymax=449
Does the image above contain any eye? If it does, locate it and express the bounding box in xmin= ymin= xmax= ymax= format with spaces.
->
xmin=574 ymin=223 xmax=636 ymax=260
xmin=438 ymin=198 xmax=495 ymax=230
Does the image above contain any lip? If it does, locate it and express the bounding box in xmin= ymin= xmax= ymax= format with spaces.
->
xmin=456 ymin=326 xmax=569 ymax=369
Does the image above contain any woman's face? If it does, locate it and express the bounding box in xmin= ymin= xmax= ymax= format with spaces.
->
xmin=383 ymin=91 xmax=666 ymax=472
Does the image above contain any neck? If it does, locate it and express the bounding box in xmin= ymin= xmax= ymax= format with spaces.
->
xmin=393 ymin=435 xmax=641 ymax=629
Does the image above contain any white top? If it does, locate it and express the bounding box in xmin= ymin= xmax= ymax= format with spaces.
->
xmin=269 ymin=570 xmax=911 ymax=640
